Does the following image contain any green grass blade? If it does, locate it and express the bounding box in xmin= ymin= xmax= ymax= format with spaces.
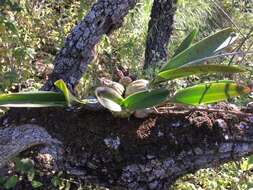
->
xmin=173 ymin=29 xmax=197 ymax=56
xmin=156 ymin=64 xmax=246 ymax=82
xmin=161 ymin=28 xmax=237 ymax=71
xmin=170 ymin=81 xmax=251 ymax=106
xmin=123 ymin=89 xmax=170 ymax=110
xmin=0 ymin=91 xmax=67 ymax=107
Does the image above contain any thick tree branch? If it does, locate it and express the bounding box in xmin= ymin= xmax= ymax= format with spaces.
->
xmin=144 ymin=0 xmax=177 ymax=70
xmin=1 ymin=106 xmax=253 ymax=189
xmin=42 ymin=0 xmax=137 ymax=92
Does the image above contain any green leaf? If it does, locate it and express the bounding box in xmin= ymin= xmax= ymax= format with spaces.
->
xmin=14 ymin=158 xmax=34 ymax=173
xmin=161 ymin=28 xmax=237 ymax=71
xmin=31 ymin=180 xmax=43 ymax=188
xmin=95 ymin=87 xmax=124 ymax=112
xmin=241 ymin=155 xmax=253 ymax=171
xmin=54 ymin=79 xmax=83 ymax=106
xmin=123 ymin=89 xmax=170 ymax=110
xmin=156 ymin=64 xmax=246 ymax=82
xmin=173 ymin=29 xmax=197 ymax=56
xmin=171 ymin=81 xmax=250 ymax=105
xmin=0 ymin=176 xmax=5 ymax=185
xmin=0 ymin=80 xmax=88 ymax=108
xmin=4 ymin=176 xmax=18 ymax=189
xmin=51 ymin=176 xmax=61 ymax=187
xmin=4 ymin=21 xmax=18 ymax=33
xmin=247 ymin=155 xmax=253 ymax=167
xmin=0 ymin=91 xmax=67 ymax=107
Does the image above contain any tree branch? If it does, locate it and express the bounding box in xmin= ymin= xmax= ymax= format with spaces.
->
xmin=1 ymin=107 xmax=253 ymax=189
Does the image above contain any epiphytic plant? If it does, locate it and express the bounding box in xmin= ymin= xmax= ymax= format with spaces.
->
xmin=94 ymin=28 xmax=251 ymax=117
xmin=0 ymin=28 xmax=250 ymax=118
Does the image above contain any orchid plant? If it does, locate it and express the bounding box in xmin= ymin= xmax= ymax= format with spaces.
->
xmin=0 ymin=28 xmax=250 ymax=118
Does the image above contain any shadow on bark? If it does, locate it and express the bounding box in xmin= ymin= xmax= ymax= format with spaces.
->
xmin=1 ymin=103 xmax=253 ymax=189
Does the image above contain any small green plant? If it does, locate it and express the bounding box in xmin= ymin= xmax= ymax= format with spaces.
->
xmin=0 ymin=158 xmax=43 ymax=189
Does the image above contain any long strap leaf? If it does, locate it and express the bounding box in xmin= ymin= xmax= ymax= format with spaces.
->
xmin=0 ymin=91 xmax=67 ymax=107
xmin=173 ymin=29 xmax=197 ymax=56
xmin=161 ymin=28 xmax=237 ymax=71
xmin=0 ymin=80 xmax=87 ymax=108
xmin=154 ymin=64 xmax=246 ymax=83
xmin=170 ymin=80 xmax=251 ymax=106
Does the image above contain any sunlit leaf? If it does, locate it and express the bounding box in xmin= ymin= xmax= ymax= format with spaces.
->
xmin=95 ymin=87 xmax=124 ymax=112
xmin=173 ymin=29 xmax=197 ymax=56
xmin=31 ymin=180 xmax=43 ymax=188
xmin=123 ymin=89 xmax=170 ymax=110
xmin=161 ymin=28 xmax=237 ymax=71
xmin=171 ymin=81 xmax=251 ymax=105
xmin=0 ymin=91 xmax=67 ymax=107
xmin=0 ymin=80 xmax=87 ymax=108
xmin=54 ymin=79 xmax=84 ymax=106
xmin=155 ymin=64 xmax=246 ymax=82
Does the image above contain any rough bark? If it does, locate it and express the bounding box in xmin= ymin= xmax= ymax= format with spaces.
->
xmin=42 ymin=0 xmax=136 ymax=92
xmin=1 ymin=105 xmax=253 ymax=189
xmin=0 ymin=125 xmax=63 ymax=170
xmin=144 ymin=0 xmax=177 ymax=70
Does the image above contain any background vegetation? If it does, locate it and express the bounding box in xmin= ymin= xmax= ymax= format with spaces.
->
xmin=0 ymin=0 xmax=253 ymax=189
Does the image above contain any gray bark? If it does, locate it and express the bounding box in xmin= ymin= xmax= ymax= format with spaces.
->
xmin=0 ymin=124 xmax=62 ymax=169
xmin=144 ymin=0 xmax=177 ymax=70
xmin=0 ymin=107 xmax=253 ymax=189
xmin=42 ymin=0 xmax=136 ymax=92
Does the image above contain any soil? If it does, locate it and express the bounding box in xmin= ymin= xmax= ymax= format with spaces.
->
xmin=0 ymin=102 xmax=253 ymax=189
